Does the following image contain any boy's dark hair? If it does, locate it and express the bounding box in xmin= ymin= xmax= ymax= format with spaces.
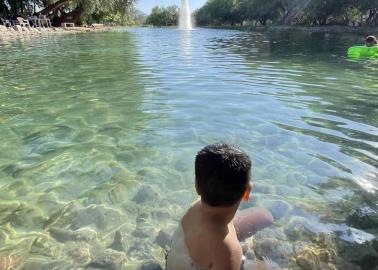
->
xmin=195 ymin=143 xmax=251 ymax=207
xmin=366 ymin=36 xmax=377 ymax=46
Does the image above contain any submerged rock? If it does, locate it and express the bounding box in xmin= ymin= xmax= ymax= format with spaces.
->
xmin=346 ymin=206 xmax=378 ymax=230
xmin=72 ymin=227 xmax=98 ymax=242
xmin=49 ymin=226 xmax=97 ymax=243
xmin=244 ymin=259 xmax=281 ymax=270
xmin=138 ymin=260 xmax=163 ymax=270
xmin=127 ymin=240 xmax=155 ymax=260
xmin=254 ymin=238 xmax=294 ymax=263
xmin=253 ymin=183 xmax=275 ymax=194
xmin=29 ymin=236 xmax=59 ymax=257
xmin=295 ymin=247 xmax=337 ymax=270
xmin=253 ymin=228 xmax=287 ymax=241
xmin=88 ymin=249 xmax=126 ymax=270
xmin=66 ymin=244 xmax=91 ymax=264
xmin=40 ymin=260 xmax=74 ymax=270
xmin=21 ymin=257 xmax=49 ymax=270
xmin=133 ymin=185 xmax=160 ymax=204
xmin=261 ymin=199 xmax=292 ymax=220
xmin=49 ymin=227 xmax=73 ymax=242
xmin=108 ymin=230 xmax=124 ymax=252
xmin=43 ymin=201 xmax=77 ymax=230
xmin=155 ymin=229 xmax=172 ymax=249
xmin=70 ymin=205 xmax=125 ymax=231
xmin=284 ymin=216 xmax=313 ymax=240
xmin=275 ymin=185 xmax=302 ymax=197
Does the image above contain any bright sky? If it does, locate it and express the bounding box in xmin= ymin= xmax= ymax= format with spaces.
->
xmin=137 ymin=0 xmax=207 ymax=14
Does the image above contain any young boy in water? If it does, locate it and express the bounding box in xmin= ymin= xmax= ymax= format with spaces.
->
xmin=167 ymin=143 xmax=274 ymax=270
xmin=365 ymin=36 xmax=377 ymax=47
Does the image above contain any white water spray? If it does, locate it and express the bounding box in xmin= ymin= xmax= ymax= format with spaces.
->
xmin=179 ymin=0 xmax=192 ymax=30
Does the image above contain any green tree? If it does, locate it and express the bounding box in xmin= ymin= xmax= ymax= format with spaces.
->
xmin=237 ymin=0 xmax=283 ymax=25
xmin=145 ymin=5 xmax=179 ymax=26
xmin=194 ymin=0 xmax=241 ymax=26
xmin=0 ymin=0 xmax=136 ymax=25
xmin=195 ymin=0 xmax=378 ymax=26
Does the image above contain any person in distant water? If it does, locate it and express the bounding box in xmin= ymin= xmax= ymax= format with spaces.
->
xmin=166 ymin=143 xmax=275 ymax=270
xmin=365 ymin=36 xmax=377 ymax=47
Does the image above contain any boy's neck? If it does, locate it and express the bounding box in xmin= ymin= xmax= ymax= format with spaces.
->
xmin=198 ymin=199 xmax=239 ymax=225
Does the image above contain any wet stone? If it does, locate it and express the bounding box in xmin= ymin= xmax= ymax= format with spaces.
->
xmin=70 ymin=205 xmax=124 ymax=231
xmin=72 ymin=227 xmax=98 ymax=242
xmin=295 ymin=247 xmax=335 ymax=270
xmin=338 ymin=239 xmax=378 ymax=267
xmin=243 ymin=259 xmax=281 ymax=270
xmin=127 ymin=240 xmax=154 ymax=260
xmin=253 ymin=183 xmax=275 ymax=194
xmin=49 ymin=227 xmax=73 ymax=242
xmin=254 ymin=238 xmax=294 ymax=263
xmin=138 ymin=260 xmax=163 ymax=270
xmin=151 ymin=209 xmax=171 ymax=221
xmin=88 ymin=249 xmax=126 ymax=270
xmin=275 ymin=185 xmax=301 ymax=197
xmin=253 ymin=227 xmax=287 ymax=241
xmin=133 ymin=185 xmax=160 ymax=204
xmin=29 ymin=236 xmax=59 ymax=257
xmin=21 ymin=257 xmax=49 ymax=270
xmin=155 ymin=229 xmax=172 ymax=248
xmin=346 ymin=206 xmax=378 ymax=230
xmin=136 ymin=212 xmax=149 ymax=225
xmin=66 ymin=244 xmax=91 ymax=264
xmin=261 ymin=199 xmax=292 ymax=220
xmin=108 ymin=230 xmax=124 ymax=252
xmin=284 ymin=216 xmax=314 ymax=241
xmin=132 ymin=228 xmax=153 ymax=239
xmin=40 ymin=260 xmax=74 ymax=270
xmin=286 ymin=172 xmax=306 ymax=185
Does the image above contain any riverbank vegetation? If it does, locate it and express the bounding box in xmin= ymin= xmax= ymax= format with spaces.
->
xmin=145 ymin=5 xmax=179 ymax=27
xmin=0 ymin=0 xmax=140 ymax=26
xmin=195 ymin=0 xmax=378 ymax=27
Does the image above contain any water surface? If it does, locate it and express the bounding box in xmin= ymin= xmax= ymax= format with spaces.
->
xmin=0 ymin=28 xmax=377 ymax=269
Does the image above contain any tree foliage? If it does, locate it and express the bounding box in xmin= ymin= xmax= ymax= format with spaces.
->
xmin=0 ymin=0 xmax=137 ymax=25
xmin=145 ymin=5 xmax=179 ymax=26
xmin=194 ymin=0 xmax=378 ymax=26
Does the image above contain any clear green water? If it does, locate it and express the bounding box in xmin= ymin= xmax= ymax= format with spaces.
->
xmin=0 ymin=28 xmax=377 ymax=269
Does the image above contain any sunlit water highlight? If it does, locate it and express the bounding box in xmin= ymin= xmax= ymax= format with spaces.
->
xmin=0 ymin=28 xmax=377 ymax=269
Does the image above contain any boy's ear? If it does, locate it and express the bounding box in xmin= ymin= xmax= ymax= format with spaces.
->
xmin=242 ymin=182 xmax=252 ymax=202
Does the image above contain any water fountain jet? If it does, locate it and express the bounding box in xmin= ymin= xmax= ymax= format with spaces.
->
xmin=179 ymin=0 xmax=192 ymax=30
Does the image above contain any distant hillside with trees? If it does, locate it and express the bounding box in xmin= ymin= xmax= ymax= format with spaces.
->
xmin=145 ymin=5 xmax=179 ymax=27
xmin=195 ymin=0 xmax=378 ymax=27
xmin=0 ymin=0 xmax=141 ymax=26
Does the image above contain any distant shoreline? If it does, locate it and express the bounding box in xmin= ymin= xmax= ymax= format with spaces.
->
xmin=0 ymin=26 xmax=118 ymax=41
xmin=203 ymin=25 xmax=378 ymax=34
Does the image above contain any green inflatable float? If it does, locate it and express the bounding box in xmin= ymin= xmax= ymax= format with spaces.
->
xmin=348 ymin=46 xmax=378 ymax=58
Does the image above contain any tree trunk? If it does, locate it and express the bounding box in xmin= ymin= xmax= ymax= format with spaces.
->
xmin=366 ymin=9 xmax=377 ymax=25
xmin=58 ymin=5 xmax=85 ymax=25
xmin=39 ymin=0 xmax=70 ymax=15
xmin=0 ymin=0 xmax=9 ymax=16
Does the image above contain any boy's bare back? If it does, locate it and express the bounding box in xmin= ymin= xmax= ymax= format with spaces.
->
xmin=182 ymin=201 xmax=243 ymax=270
